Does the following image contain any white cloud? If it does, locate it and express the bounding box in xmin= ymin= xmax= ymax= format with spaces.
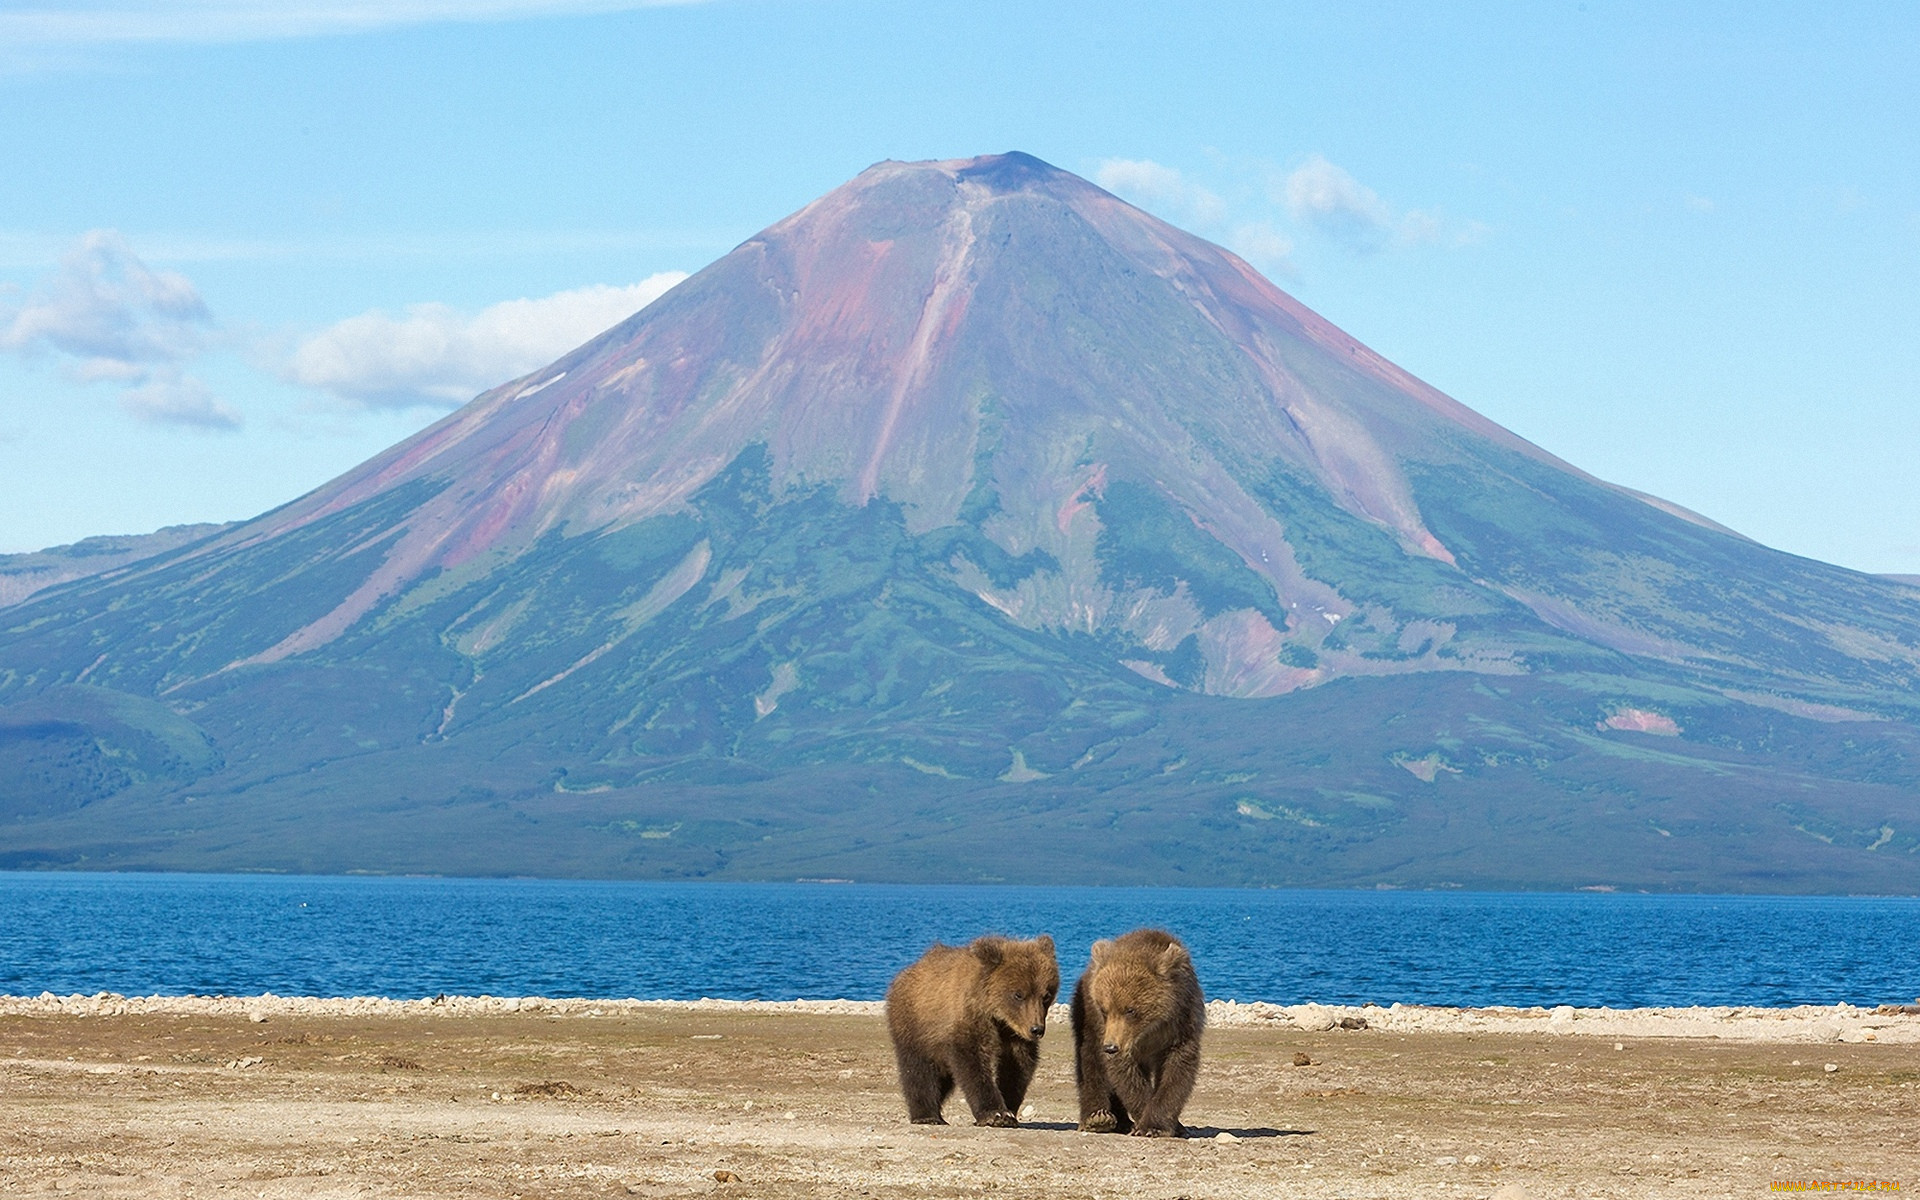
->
xmin=0 ymin=230 xmax=208 ymax=369
xmin=0 ymin=229 xmax=237 ymax=431
xmin=1094 ymin=159 xmax=1227 ymax=228
xmin=1098 ymin=153 xmax=1476 ymax=274
xmin=0 ymin=0 xmax=708 ymax=47
xmin=121 ymin=371 xmax=241 ymax=430
xmin=287 ymin=273 xmax=688 ymax=409
xmin=1452 ymin=219 xmax=1491 ymax=247
xmin=1282 ymin=155 xmax=1395 ymax=253
xmin=1397 ymin=209 xmax=1444 ymax=247
xmin=1280 ymin=155 xmax=1482 ymax=254
xmin=1097 ymin=158 xmax=1297 ymax=276
xmin=1225 ymin=223 xmax=1296 ymax=277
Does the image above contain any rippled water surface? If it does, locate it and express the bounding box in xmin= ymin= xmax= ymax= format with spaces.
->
xmin=2 ymin=873 xmax=1916 ymax=1008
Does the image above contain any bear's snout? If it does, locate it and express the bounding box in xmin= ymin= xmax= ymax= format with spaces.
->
xmin=1103 ymin=1041 xmax=1119 ymax=1055
xmin=1030 ymin=1023 xmax=1045 ymax=1039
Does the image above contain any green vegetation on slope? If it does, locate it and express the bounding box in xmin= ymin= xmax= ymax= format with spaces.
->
xmin=1 ymin=444 xmax=1916 ymax=892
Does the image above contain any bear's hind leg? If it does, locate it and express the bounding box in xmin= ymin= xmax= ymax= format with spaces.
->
xmin=894 ymin=1047 xmax=951 ymax=1125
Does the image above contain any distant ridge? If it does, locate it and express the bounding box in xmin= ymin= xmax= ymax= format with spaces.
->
xmin=2 ymin=153 xmax=1917 ymax=891
xmin=0 ymin=523 xmax=235 ymax=609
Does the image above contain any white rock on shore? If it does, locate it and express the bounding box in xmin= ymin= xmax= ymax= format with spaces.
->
xmin=1 ymin=992 xmax=1915 ymax=1043
xmin=1205 ymin=998 xmax=1917 ymax=1042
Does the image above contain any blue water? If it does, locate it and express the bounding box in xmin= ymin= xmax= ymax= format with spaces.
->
xmin=1 ymin=873 xmax=1915 ymax=1008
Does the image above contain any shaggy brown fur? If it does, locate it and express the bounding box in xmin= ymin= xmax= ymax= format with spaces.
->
xmin=1070 ymin=928 xmax=1205 ymax=1137
xmin=884 ymin=934 xmax=1060 ymax=1127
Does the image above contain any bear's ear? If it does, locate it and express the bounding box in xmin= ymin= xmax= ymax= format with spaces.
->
xmin=1156 ymin=941 xmax=1190 ymax=977
xmin=971 ymin=938 xmax=1005 ymax=968
xmin=1034 ymin=934 xmax=1055 ymax=956
xmin=1089 ymin=939 xmax=1115 ymax=968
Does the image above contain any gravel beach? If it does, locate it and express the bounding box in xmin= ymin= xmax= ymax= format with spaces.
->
xmin=4 ymin=995 xmax=1916 ymax=1197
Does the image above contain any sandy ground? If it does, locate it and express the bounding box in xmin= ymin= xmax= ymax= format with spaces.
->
xmin=4 ymin=996 xmax=1917 ymax=1199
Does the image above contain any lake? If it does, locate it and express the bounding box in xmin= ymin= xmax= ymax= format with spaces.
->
xmin=2 ymin=872 xmax=1915 ymax=1008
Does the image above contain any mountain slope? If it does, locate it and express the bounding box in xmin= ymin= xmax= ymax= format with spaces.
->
xmin=0 ymin=523 xmax=235 ymax=609
xmin=2 ymin=153 xmax=1916 ymax=890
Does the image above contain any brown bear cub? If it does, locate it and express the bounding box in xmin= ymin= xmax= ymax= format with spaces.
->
xmin=885 ymin=934 xmax=1060 ymax=1127
xmin=1071 ymin=928 xmax=1205 ymax=1137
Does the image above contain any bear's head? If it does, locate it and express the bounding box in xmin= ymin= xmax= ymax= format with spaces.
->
xmin=1087 ymin=937 xmax=1192 ymax=1059
xmin=973 ymin=935 xmax=1059 ymax=1043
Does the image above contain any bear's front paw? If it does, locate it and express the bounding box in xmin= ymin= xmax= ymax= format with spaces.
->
xmin=909 ymin=1115 xmax=949 ymax=1125
xmin=1078 ymin=1110 xmax=1119 ymax=1133
xmin=1128 ymin=1123 xmax=1182 ymax=1138
xmin=974 ymin=1110 xmax=1019 ymax=1128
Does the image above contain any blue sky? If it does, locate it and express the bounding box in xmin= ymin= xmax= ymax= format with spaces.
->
xmin=1 ymin=1 xmax=1915 ymax=573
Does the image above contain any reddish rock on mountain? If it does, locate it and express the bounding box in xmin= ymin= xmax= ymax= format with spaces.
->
xmin=2 ymin=153 xmax=1916 ymax=890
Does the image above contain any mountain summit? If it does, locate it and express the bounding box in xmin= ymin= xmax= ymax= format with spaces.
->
xmin=4 ymin=153 xmax=1917 ymax=890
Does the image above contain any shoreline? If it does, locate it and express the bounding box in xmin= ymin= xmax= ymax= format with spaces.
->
xmin=9 ymin=994 xmax=1915 ymax=1196
xmin=6 ymin=991 xmax=1917 ymax=1042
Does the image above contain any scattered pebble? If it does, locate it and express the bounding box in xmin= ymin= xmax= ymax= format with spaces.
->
xmin=712 ymin=1169 xmax=741 ymax=1184
xmin=1213 ymin=1131 xmax=1239 ymax=1143
xmin=513 ymin=1080 xmax=585 ymax=1099
xmin=1824 ymin=1063 xmax=1839 ymax=1073
xmin=1293 ymin=1052 xmax=1313 ymax=1066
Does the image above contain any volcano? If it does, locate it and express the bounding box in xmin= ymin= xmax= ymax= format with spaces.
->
xmin=4 ymin=152 xmax=1918 ymax=890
